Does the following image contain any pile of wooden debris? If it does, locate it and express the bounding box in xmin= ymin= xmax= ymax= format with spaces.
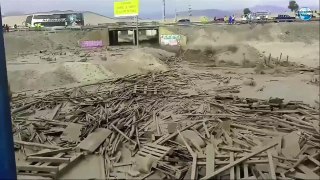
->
xmin=11 ymin=71 xmax=319 ymax=179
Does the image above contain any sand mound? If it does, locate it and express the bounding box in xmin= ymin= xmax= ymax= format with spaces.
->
xmin=8 ymin=62 xmax=114 ymax=92
xmin=105 ymin=48 xmax=169 ymax=76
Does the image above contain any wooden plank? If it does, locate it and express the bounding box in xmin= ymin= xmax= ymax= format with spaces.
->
xmin=267 ymin=150 xmax=277 ymax=180
xmin=27 ymin=156 xmax=70 ymax=163
xmin=244 ymin=164 xmax=249 ymax=178
xmin=177 ymin=130 xmax=194 ymax=155
xmin=307 ymin=156 xmax=320 ymax=166
xmin=203 ymin=121 xmax=210 ymax=138
xmin=77 ymin=128 xmax=112 ymax=153
xmin=157 ymin=122 xmax=199 ymax=145
xmin=191 ymin=154 xmax=198 ymax=180
xmin=198 ymin=159 xmax=269 ymax=166
xmin=146 ymin=143 xmax=172 ymax=151
xmin=297 ymin=164 xmax=319 ymax=179
xmin=236 ymin=165 xmax=241 ymax=179
xmin=287 ymin=171 xmax=310 ymax=179
xmin=140 ymin=149 xmax=164 ymax=158
xmin=153 ymin=111 xmax=161 ymax=136
xmin=18 ymin=172 xmax=54 ymax=178
xmin=205 ymin=144 xmax=215 ymax=176
xmin=111 ymin=125 xmax=136 ymax=146
xmin=27 ymin=148 xmax=72 ymax=157
xmin=230 ymin=152 xmax=235 ymax=180
xmin=58 ymin=153 xmax=83 ymax=172
xmin=17 ymin=165 xmax=59 ymax=172
xmin=201 ymin=142 xmax=278 ymax=180
xmin=142 ymin=146 xmax=166 ymax=154
xmin=231 ymin=123 xmax=284 ymax=136
xmin=283 ymin=114 xmax=312 ymax=127
xmin=15 ymin=140 xmax=61 ymax=149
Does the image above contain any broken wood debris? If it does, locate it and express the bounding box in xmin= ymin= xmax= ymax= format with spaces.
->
xmin=11 ymin=71 xmax=320 ymax=179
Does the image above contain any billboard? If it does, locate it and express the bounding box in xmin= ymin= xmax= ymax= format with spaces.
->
xmin=26 ymin=13 xmax=84 ymax=27
xmin=114 ymin=0 xmax=139 ymax=17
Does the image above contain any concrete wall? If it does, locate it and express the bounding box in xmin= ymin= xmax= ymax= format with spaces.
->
xmin=80 ymin=29 xmax=109 ymax=46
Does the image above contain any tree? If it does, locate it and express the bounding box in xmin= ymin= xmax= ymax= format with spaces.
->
xmin=288 ymin=1 xmax=299 ymax=12
xmin=243 ymin=8 xmax=251 ymax=15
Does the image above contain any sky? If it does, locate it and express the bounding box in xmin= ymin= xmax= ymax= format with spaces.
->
xmin=0 ymin=0 xmax=319 ymax=16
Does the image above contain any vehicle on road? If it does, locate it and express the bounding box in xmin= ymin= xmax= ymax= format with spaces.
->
xmin=177 ymin=19 xmax=191 ymax=26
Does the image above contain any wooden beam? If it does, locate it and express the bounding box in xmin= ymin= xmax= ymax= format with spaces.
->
xmin=15 ymin=140 xmax=61 ymax=149
xmin=27 ymin=148 xmax=72 ymax=157
xmin=201 ymin=142 xmax=278 ymax=180
xmin=205 ymin=144 xmax=215 ymax=176
xmin=267 ymin=150 xmax=277 ymax=180
xmin=230 ymin=152 xmax=235 ymax=180
xmin=17 ymin=165 xmax=58 ymax=172
xmin=191 ymin=154 xmax=198 ymax=180
xmin=27 ymin=157 xmax=70 ymax=163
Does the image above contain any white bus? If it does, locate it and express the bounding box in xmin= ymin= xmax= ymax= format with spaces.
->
xmin=25 ymin=13 xmax=84 ymax=27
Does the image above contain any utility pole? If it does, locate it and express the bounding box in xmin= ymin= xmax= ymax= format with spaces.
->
xmin=188 ymin=4 xmax=192 ymax=18
xmin=0 ymin=8 xmax=17 ymax=180
xmin=163 ymin=0 xmax=166 ymax=22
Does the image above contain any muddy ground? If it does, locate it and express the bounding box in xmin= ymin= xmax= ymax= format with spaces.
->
xmin=5 ymin=22 xmax=319 ymax=106
xmin=6 ymin=22 xmax=320 ymax=180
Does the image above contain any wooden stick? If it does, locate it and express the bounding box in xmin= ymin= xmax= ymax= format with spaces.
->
xmin=154 ymin=111 xmax=161 ymax=136
xmin=191 ymin=153 xmax=198 ymax=180
xmin=12 ymin=101 xmax=39 ymax=114
xmin=201 ymin=142 xmax=278 ymax=180
xmin=267 ymin=150 xmax=277 ymax=180
xmin=203 ymin=121 xmax=211 ymax=138
xmin=177 ymin=130 xmax=194 ymax=155
xmin=230 ymin=152 xmax=235 ymax=180
xmin=15 ymin=140 xmax=61 ymax=149
xmin=244 ymin=164 xmax=249 ymax=178
xmin=111 ymin=124 xmax=137 ymax=146
xmin=27 ymin=157 xmax=70 ymax=163
xmin=157 ymin=121 xmax=199 ymax=145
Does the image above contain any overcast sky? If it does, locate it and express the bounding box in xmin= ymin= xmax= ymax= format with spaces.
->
xmin=0 ymin=0 xmax=319 ymax=15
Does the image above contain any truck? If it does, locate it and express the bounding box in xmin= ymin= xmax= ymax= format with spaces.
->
xmin=274 ymin=15 xmax=296 ymax=22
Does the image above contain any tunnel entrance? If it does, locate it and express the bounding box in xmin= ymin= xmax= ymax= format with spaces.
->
xmin=108 ymin=27 xmax=159 ymax=46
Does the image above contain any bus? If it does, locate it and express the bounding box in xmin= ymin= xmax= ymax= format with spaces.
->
xmin=25 ymin=13 xmax=84 ymax=27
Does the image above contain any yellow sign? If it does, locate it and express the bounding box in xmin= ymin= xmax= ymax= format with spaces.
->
xmin=200 ymin=16 xmax=209 ymax=24
xmin=114 ymin=0 xmax=139 ymax=17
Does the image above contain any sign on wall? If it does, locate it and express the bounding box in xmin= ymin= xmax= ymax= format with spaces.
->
xmin=114 ymin=0 xmax=139 ymax=17
xmin=160 ymin=35 xmax=181 ymax=46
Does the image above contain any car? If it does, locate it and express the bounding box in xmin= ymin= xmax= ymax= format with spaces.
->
xmin=177 ymin=19 xmax=191 ymax=25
